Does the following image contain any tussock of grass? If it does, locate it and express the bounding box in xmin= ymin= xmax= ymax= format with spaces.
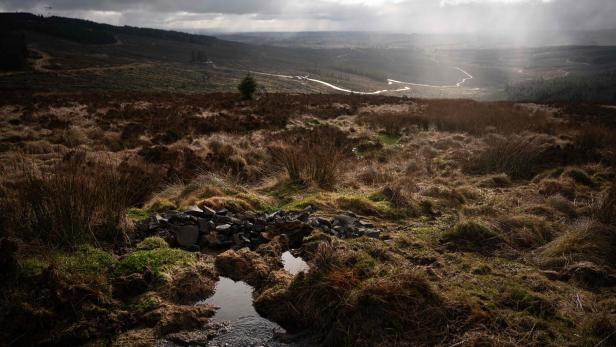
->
xmin=497 ymin=215 xmax=557 ymax=250
xmin=146 ymin=173 xmax=274 ymax=213
xmin=259 ymin=242 xmax=450 ymax=346
xmin=579 ymin=313 xmax=616 ymax=347
xmin=564 ymin=168 xmax=595 ymax=187
xmin=466 ymin=134 xmax=555 ymax=180
xmin=478 ymin=173 xmax=512 ymax=188
xmin=270 ymin=125 xmax=349 ymax=189
xmin=199 ymin=193 xmax=275 ymax=213
xmin=593 ymin=181 xmax=616 ymax=224
xmin=499 ymin=286 xmax=555 ymax=318
xmin=545 ymin=194 xmax=577 ymax=218
xmin=540 ymin=221 xmax=616 ymax=268
xmin=337 ymin=194 xmax=417 ymax=219
xmin=145 ymin=197 xmax=177 ymax=212
xmin=441 ymin=221 xmax=503 ymax=253
xmin=538 ymin=177 xmax=576 ymax=199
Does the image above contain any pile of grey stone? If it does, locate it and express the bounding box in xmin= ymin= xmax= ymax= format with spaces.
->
xmin=137 ymin=205 xmax=382 ymax=251
xmin=310 ymin=212 xmax=381 ymax=239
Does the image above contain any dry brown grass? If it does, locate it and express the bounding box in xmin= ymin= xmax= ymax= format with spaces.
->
xmin=0 ymin=152 xmax=152 ymax=247
xmin=358 ymin=100 xmax=551 ymax=136
xmin=540 ymin=220 xmax=616 ymax=268
xmin=421 ymin=100 xmax=551 ymax=135
xmin=593 ymin=181 xmax=616 ymax=224
xmin=271 ymin=142 xmax=344 ymax=189
xmin=466 ymin=134 xmax=560 ymax=180
xmin=357 ymin=111 xmax=428 ymax=135
xmin=270 ymin=126 xmax=349 ymax=189
xmin=497 ymin=215 xmax=558 ymax=250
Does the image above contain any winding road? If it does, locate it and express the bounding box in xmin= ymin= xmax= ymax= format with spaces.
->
xmin=251 ymin=66 xmax=474 ymax=95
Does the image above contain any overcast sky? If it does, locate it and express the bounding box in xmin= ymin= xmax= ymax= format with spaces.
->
xmin=1 ymin=0 xmax=615 ymax=34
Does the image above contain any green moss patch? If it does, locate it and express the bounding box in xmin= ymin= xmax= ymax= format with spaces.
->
xmin=18 ymin=245 xmax=115 ymax=279
xmin=127 ymin=208 xmax=150 ymax=221
xmin=378 ymin=132 xmax=401 ymax=145
xmin=114 ymin=248 xmax=196 ymax=278
xmin=137 ymin=237 xmax=169 ymax=250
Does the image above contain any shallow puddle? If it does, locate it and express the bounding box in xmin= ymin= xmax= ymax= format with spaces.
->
xmin=200 ymin=276 xmax=257 ymax=321
xmin=282 ymin=251 xmax=309 ymax=275
xmin=163 ymin=254 xmax=311 ymax=346
xmin=191 ymin=276 xmax=303 ymax=346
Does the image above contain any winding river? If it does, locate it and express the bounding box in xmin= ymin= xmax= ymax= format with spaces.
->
xmin=251 ymin=66 xmax=474 ymax=95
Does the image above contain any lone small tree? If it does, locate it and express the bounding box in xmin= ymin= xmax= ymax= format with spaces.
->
xmin=238 ymin=74 xmax=257 ymax=100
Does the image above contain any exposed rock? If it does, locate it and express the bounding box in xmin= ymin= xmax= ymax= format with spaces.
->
xmin=136 ymin=205 xmax=380 ymax=253
xmin=184 ymin=205 xmax=205 ymax=217
xmin=173 ymin=224 xmax=200 ymax=249
xmin=216 ymin=224 xmax=232 ymax=232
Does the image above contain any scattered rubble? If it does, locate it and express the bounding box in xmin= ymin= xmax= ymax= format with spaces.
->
xmin=137 ymin=205 xmax=383 ymax=251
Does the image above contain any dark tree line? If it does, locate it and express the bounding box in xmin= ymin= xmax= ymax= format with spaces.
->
xmin=0 ymin=13 xmax=116 ymax=45
xmin=0 ymin=13 xmax=218 ymax=46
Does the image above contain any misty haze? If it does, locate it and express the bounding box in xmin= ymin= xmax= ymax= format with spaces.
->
xmin=1 ymin=0 xmax=615 ymax=346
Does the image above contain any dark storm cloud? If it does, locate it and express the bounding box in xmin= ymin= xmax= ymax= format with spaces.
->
xmin=1 ymin=0 xmax=615 ymax=33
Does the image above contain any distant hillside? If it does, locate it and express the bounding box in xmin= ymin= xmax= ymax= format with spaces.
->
xmin=0 ymin=13 xmax=218 ymax=45
xmin=504 ymin=71 xmax=616 ymax=103
xmin=2 ymin=12 xmax=615 ymax=99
